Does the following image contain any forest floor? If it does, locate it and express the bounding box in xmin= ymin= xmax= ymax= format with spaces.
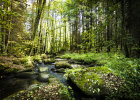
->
xmin=0 ymin=53 xmax=140 ymax=100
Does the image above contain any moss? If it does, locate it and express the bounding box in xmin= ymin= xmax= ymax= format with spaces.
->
xmin=25 ymin=60 xmax=33 ymax=68
xmin=20 ymin=58 xmax=28 ymax=64
xmin=49 ymin=78 xmax=60 ymax=84
xmin=32 ymin=55 xmax=42 ymax=63
xmin=59 ymin=84 xmax=71 ymax=100
xmin=0 ymin=63 xmax=8 ymax=68
xmin=41 ymin=54 xmax=47 ymax=59
xmin=68 ymin=69 xmax=105 ymax=96
xmin=0 ymin=63 xmax=8 ymax=74
xmin=86 ymin=66 xmax=112 ymax=74
xmin=38 ymin=59 xmax=42 ymax=64
xmin=44 ymin=58 xmax=55 ymax=64
xmin=55 ymin=61 xmax=71 ymax=69
xmin=5 ymin=68 xmax=19 ymax=73
xmin=12 ymin=58 xmax=21 ymax=65
xmin=66 ymin=66 xmax=118 ymax=97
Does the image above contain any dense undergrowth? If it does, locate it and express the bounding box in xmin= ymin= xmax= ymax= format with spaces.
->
xmin=62 ymin=52 xmax=140 ymax=100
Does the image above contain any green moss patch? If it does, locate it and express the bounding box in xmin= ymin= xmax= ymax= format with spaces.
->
xmin=55 ymin=61 xmax=71 ymax=69
xmin=66 ymin=66 xmax=123 ymax=97
xmin=32 ymin=55 xmax=42 ymax=63
xmin=43 ymin=58 xmax=55 ymax=64
xmin=41 ymin=54 xmax=47 ymax=59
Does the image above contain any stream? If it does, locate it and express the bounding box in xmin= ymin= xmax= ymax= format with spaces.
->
xmin=0 ymin=58 xmax=93 ymax=100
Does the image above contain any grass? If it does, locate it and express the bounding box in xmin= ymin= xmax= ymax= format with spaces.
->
xmin=61 ymin=52 xmax=121 ymax=65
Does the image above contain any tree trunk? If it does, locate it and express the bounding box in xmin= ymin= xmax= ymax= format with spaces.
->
xmin=121 ymin=0 xmax=129 ymax=57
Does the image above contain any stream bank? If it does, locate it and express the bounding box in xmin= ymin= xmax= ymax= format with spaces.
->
xmin=0 ymin=55 xmax=124 ymax=100
xmin=0 ymin=56 xmax=92 ymax=100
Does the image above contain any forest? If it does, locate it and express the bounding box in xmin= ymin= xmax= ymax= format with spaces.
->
xmin=0 ymin=0 xmax=140 ymax=100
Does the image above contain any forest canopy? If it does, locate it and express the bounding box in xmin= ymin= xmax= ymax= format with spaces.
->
xmin=0 ymin=0 xmax=140 ymax=57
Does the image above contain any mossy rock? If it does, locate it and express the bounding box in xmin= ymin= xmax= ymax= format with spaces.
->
xmin=12 ymin=58 xmax=21 ymax=65
xmin=41 ymin=54 xmax=47 ymax=59
xmin=39 ymin=67 xmax=48 ymax=72
xmin=68 ymin=70 xmax=105 ymax=96
xmin=0 ymin=63 xmax=8 ymax=68
xmin=20 ymin=58 xmax=28 ymax=64
xmin=0 ymin=63 xmax=10 ymax=74
xmin=25 ymin=60 xmax=33 ymax=68
xmin=37 ymin=73 xmax=50 ymax=82
xmin=55 ymin=61 xmax=71 ymax=69
xmin=33 ymin=55 xmax=42 ymax=63
xmin=67 ymin=66 xmax=121 ymax=97
xmin=44 ymin=58 xmax=55 ymax=64
xmin=49 ymin=78 xmax=60 ymax=84
xmin=38 ymin=59 xmax=42 ymax=64
xmin=51 ymin=68 xmax=65 ymax=73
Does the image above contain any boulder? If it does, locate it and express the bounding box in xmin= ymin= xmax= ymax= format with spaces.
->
xmin=39 ymin=67 xmax=48 ymax=73
xmin=51 ymin=68 xmax=65 ymax=73
xmin=44 ymin=58 xmax=55 ymax=64
xmin=55 ymin=61 xmax=71 ymax=69
xmin=41 ymin=54 xmax=47 ymax=59
xmin=37 ymin=73 xmax=49 ymax=82
xmin=66 ymin=67 xmax=123 ymax=97
xmin=49 ymin=78 xmax=60 ymax=84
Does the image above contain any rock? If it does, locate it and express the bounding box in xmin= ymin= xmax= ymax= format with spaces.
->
xmin=66 ymin=67 xmax=122 ymax=97
xmin=44 ymin=58 xmax=55 ymax=64
xmin=55 ymin=58 xmax=67 ymax=62
xmin=38 ymin=60 xmax=42 ymax=64
xmin=51 ymin=68 xmax=65 ymax=73
xmin=41 ymin=54 xmax=47 ymax=59
xmin=55 ymin=61 xmax=72 ymax=69
xmin=56 ymin=68 xmax=65 ymax=73
xmin=49 ymin=78 xmax=60 ymax=84
xmin=12 ymin=58 xmax=21 ymax=65
xmin=39 ymin=67 xmax=48 ymax=73
xmin=37 ymin=73 xmax=49 ymax=82
xmin=68 ymin=60 xmax=82 ymax=64
xmin=71 ymin=64 xmax=85 ymax=68
xmin=33 ymin=55 xmax=42 ymax=63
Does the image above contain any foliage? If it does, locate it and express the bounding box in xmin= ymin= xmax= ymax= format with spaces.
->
xmin=60 ymin=84 xmax=71 ymax=100
xmin=61 ymin=53 xmax=97 ymax=64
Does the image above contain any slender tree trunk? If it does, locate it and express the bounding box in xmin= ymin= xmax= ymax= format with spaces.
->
xmin=121 ymin=0 xmax=129 ymax=57
xmin=30 ymin=0 xmax=46 ymax=56
xmin=106 ymin=1 xmax=110 ymax=52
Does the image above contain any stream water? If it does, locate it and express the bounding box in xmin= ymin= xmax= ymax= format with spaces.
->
xmin=0 ymin=59 xmax=93 ymax=100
